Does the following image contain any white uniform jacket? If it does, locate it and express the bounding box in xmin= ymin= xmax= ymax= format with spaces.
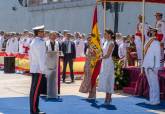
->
xmin=136 ymin=22 xmax=150 ymax=42
xmin=19 ymin=37 xmax=26 ymax=54
xmin=142 ymin=38 xmax=161 ymax=69
xmin=155 ymin=20 xmax=165 ymax=41
xmin=29 ymin=37 xmax=46 ymax=74
xmin=6 ymin=37 xmax=19 ymax=53
xmin=74 ymin=39 xmax=85 ymax=57
xmin=0 ymin=36 xmax=4 ymax=50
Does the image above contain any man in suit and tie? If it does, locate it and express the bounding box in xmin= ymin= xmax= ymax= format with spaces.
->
xmin=61 ymin=32 xmax=76 ymax=83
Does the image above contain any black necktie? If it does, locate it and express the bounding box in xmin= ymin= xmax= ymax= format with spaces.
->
xmin=50 ymin=41 xmax=55 ymax=51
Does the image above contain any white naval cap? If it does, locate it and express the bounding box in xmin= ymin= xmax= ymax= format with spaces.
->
xmin=67 ymin=32 xmax=72 ymax=35
xmin=24 ymin=29 xmax=28 ymax=32
xmin=45 ymin=30 xmax=50 ymax=33
xmin=50 ymin=30 xmax=59 ymax=33
xmin=149 ymin=26 xmax=158 ymax=31
xmin=63 ymin=30 xmax=70 ymax=32
xmin=32 ymin=25 xmax=45 ymax=31
xmin=63 ymin=30 xmax=70 ymax=33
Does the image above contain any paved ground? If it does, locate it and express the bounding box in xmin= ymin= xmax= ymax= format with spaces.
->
xmin=0 ymin=71 xmax=164 ymax=114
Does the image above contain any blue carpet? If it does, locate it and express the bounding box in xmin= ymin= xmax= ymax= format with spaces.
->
xmin=0 ymin=96 xmax=164 ymax=114
xmin=136 ymin=102 xmax=165 ymax=110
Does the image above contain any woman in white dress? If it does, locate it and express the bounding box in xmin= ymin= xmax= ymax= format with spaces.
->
xmin=98 ymin=29 xmax=115 ymax=105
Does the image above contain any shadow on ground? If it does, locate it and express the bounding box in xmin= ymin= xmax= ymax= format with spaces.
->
xmin=0 ymin=95 xmax=164 ymax=114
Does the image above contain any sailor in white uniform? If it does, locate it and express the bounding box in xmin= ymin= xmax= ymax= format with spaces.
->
xmin=155 ymin=12 xmax=165 ymax=67
xmin=23 ymin=32 xmax=33 ymax=54
xmin=155 ymin=12 xmax=165 ymax=42
xmin=6 ymin=33 xmax=19 ymax=53
xmin=29 ymin=25 xmax=46 ymax=114
xmin=142 ymin=27 xmax=161 ymax=105
xmin=74 ymin=32 xmax=85 ymax=57
xmin=135 ymin=14 xmax=149 ymax=66
xmin=0 ymin=31 xmax=4 ymax=51
xmin=19 ymin=31 xmax=29 ymax=54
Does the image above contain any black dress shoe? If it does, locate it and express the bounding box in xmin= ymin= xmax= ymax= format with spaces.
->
xmin=62 ymin=79 xmax=65 ymax=83
xmin=32 ymin=111 xmax=46 ymax=114
xmin=37 ymin=111 xmax=46 ymax=114
xmin=71 ymin=80 xmax=75 ymax=83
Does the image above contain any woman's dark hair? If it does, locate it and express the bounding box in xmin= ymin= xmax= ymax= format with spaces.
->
xmin=105 ymin=29 xmax=115 ymax=40
xmin=105 ymin=29 xmax=119 ymax=59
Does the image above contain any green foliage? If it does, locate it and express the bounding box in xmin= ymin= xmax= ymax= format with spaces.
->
xmin=114 ymin=59 xmax=129 ymax=90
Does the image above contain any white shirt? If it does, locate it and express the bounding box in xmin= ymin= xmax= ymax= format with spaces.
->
xmin=155 ymin=20 xmax=165 ymax=41
xmin=74 ymin=39 xmax=85 ymax=57
xmin=29 ymin=37 xmax=46 ymax=74
xmin=66 ymin=40 xmax=71 ymax=54
xmin=0 ymin=35 xmax=4 ymax=50
xmin=19 ymin=37 xmax=27 ymax=54
xmin=116 ymin=39 xmax=123 ymax=47
xmin=23 ymin=37 xmax=32 ymax=47
xmin=6 ymin=37 xmax=19 ymax=53
xmin=137 ymin=22 xmax=150 ymax=42
xmin=118 ymin=42 xmax=127 ymax=59
xmin=142 ymin=38 xmax=161 ymax=68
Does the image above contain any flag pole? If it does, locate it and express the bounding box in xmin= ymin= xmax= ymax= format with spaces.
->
xmin=103 ymin=0 xmax=106 ymax=32
xmin=141 ymin=0 xmax=145 ymax=73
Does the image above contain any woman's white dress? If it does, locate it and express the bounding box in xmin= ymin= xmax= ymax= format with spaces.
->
xmin=98 ymin=40 xmax=115 ymax=93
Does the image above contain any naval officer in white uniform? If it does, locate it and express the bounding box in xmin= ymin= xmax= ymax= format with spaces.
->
xmin=135 ymin=14 xmax=149 ymax=66
xmin=29 ymin=25 xmax=46 ymax=114
xmin=155 ymin=12 xmax=165 ymax=67
xmin=142 ymin=27 xmax=161 ymax=105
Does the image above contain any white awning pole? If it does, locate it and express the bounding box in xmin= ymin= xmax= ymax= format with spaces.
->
xmin=103 ymin=1 xmax=106 ymax=31
xmin=141 ymin=0 xmax=145 ymax=73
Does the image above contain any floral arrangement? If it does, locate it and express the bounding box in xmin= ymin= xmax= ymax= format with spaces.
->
xmin=114 ymin=59 xmax=129 ymax=90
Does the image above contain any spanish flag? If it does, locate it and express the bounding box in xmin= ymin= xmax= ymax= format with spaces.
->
xmin=100 ymin=0 xmax=165 ymax=4
xmin=90 ymin=4 xmax=102 ymax=88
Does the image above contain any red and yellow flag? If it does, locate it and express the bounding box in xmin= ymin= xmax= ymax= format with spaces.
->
xmin=89 ymin=5 xmax=102 ymax=88
xmin=100 ymin=0 xmax=165 ymax=4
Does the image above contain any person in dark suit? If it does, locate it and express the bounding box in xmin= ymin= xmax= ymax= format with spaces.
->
xmin=61 ymin=33 xmax=76 ymax=83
